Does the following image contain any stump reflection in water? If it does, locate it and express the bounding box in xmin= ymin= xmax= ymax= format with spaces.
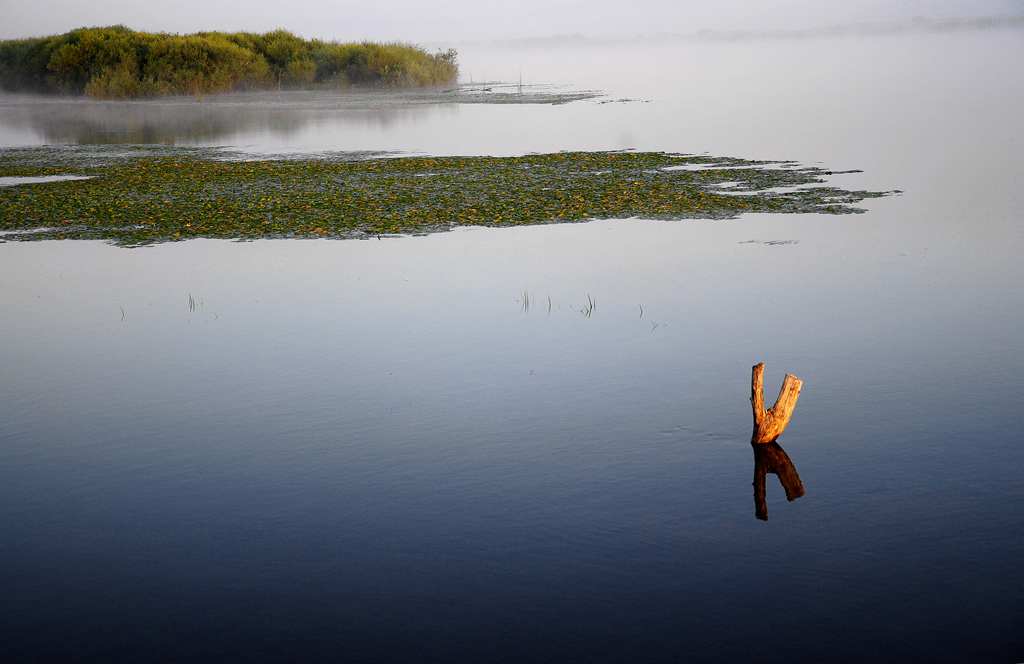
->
xmin=752 ymin=441 xmax=805 ymax=521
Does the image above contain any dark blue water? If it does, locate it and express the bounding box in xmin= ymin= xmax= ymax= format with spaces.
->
xmin=2 ymin=29 xmax=1023 ymax=661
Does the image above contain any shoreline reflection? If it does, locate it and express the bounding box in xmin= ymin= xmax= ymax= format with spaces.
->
xmin=0 ymin=93 xmax=451 ymax=145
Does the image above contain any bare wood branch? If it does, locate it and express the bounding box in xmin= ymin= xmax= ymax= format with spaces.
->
xmin=751 ymin=362 xmax=766 ymax=430
xmin=750 ymin=362 xmax=804 ymax=444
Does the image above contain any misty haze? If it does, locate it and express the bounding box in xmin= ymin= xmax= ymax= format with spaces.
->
xmin=1 ymin=1 xmax=1022 ymax=662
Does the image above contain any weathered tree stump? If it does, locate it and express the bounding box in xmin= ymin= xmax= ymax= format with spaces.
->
xmin=750 ymin=362 xmax=803 ymax=444
xmin=753 ymin=442 xmax=805 ymax=521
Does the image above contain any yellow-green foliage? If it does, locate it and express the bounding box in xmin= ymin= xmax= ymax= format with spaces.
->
xmin=0 ymin=26 xmax=458 ymax=98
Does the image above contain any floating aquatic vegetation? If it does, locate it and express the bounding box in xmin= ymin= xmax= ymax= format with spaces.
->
xmin=438 ymin=83 xmax=601 ymax=105
xmin=0 ymin=147 xmax=897 ymax=246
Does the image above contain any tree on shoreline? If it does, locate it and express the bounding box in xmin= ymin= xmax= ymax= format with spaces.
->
xmin=0 ymin=26 xmax=458 ymax=98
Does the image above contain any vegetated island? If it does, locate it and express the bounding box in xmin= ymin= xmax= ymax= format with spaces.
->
xmin=0 ymin=147 xmax=898 ymax=246
xmin=0 ymin=26 xmax=458 ymax=98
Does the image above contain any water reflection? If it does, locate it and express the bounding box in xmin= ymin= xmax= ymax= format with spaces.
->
xmin=0 ymin=84 xmax=598 ymax=147
xmin=752 ymin=441 xmax=805 ymax=521
xmin=0 ymin=93 xmax=450 ymax=145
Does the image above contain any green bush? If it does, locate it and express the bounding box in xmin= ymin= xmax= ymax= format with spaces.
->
xmin=0 ymin=26 xmax=458 ymax=98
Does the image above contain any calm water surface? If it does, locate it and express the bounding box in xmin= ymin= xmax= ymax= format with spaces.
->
xmin=1 ymin=29 xmax=1023 ymax=661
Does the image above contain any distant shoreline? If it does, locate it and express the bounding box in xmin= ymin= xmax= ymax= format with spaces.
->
xmin=0 ymin=26 xmax=458 ymax=100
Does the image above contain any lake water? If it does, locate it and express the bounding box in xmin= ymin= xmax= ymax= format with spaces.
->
xmin=2 ymin=28 xmax=1023 ymax=662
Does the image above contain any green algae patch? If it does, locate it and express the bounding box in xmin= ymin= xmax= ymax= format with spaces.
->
xmin=0 ymin=147 xmax=896 ymax=246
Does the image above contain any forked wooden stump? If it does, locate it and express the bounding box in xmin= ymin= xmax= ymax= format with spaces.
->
xmin=750 ymin=362 xmax=803 ymax=444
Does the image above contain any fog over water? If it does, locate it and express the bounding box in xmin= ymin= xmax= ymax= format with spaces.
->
xmin=1 ymin=12 xmax=1023 ymax=664
xmin=2 ymin=0 xmax=1021 ymax=41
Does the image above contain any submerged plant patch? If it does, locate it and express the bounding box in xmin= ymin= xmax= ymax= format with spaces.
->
xmin=0 ymin=147 xmax=896 ymax=246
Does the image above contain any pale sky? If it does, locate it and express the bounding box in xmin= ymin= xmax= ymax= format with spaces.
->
xmin=0 ymin=0 xmax=1020 ymax=42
